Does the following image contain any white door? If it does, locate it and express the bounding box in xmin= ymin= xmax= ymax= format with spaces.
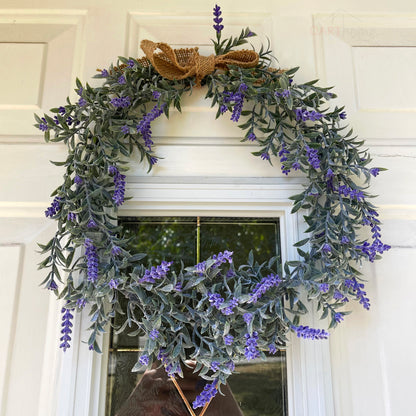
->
xmin=1 ymin=1 xmax=415 ymax=416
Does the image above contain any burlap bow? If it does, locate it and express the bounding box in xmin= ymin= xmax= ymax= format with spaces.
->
xmin=140 ymin=40 xmax=259 ymax=86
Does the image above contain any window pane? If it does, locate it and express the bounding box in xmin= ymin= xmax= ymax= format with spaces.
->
xmin=200 ymin=217 xmax=280 ymax=267
xmin=106 ymin=217 xmax=287 ymax=416
xmin=228 ymin=353 xmax=287 ymax=416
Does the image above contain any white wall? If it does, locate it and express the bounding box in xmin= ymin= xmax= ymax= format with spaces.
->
xmin=0 ymin=1 xmax=415 ymax=415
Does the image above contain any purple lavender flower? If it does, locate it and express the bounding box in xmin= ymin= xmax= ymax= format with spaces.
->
xmin=338 ymin=185 xmax=364 ymax=202
xmin=193 ymin=381 xmax=218 ymax=409
xmin=208 ymin=292 xmax=224 ymax=309
xmin=76 ymin=87 xmax=83 ymax=96
xmin=111 ymin=245 xmax=122 ymax=256
xmin=67 ymin=212 xmax=77 ymax=222
xmin=275 ymin=90 xmax=290 ymax=98
xmin=279 ymin=143 xmax=290 ymax=174
xmin=243 ymin=313 xmax=253 ymax=325
xmin=220 ymin=104 xmax=228 ymax=114
xmin=58 ymin=106 xmax=66 ymax=115
xmin=118 ymin=75 xmax=126 ymax=84
xmin=149 ymin=329 xmax=159 ymax=340
xmin=322 ymin=243 xmax=332 ymax=254
xmin=139 ymin=354 xmax=149 ymax=366
xmin=53 ymin=116 xmax=59 ymax=125
xmin=157 ymin=350 xmax=180 ymax=377
xmin=108 ymin=278 xmax=119 ymax=289
xmin=279 ymin=143 xmax=289 ymax=162
xmin=127 ymin=59 xmax=136 ymax=68
xmin=295 ymin=108 xmax=323 ymax=122
xmin=174 ymin=282 xmax=183 ymax=292
xmin=226 ymin=361 xmax=235 ymax=372
xmin=319 ymin=283 xmax=329 ymax=293
xmin=222 ymin=83 xmax=247 ymax=122
xmin=108 ymin=166 xmax=126 ymax=207
xmin=212 ymin=5 xmax=224 ymax=34
xmin=60 ymin=306 xmax=74 ymax=352
xmin=74 ymin=175 xmax=83 ymax=185
xmin=339 ymin=111 xmax=347 ymax=120
xmin=195 ymin=261 xmax=206 ymax=276
xmin=121 ymin=125 xmax=130 ymax=135
xmin=39 ymin=117 xmax=48 ymax=132
xmin=224 ymin=334 xmax=234 ymax=345
xmin=344 ymin=278 xmax=370 ymax=310
xmin=249 ymin=273 xmax=281 ymax=303
xmin=150 ymin=156 xmax=158 ymax=165
xmin=326 ymin=168 xmax=334 ymax=179
xmin=152 ymin=90 xmax=161 ymax=100
xmin=45 ymin=196 xmax=62 ymax=218
xmin=244 ymin=332 xmax=260 ymax=360
xmin=305 ymin=145 xmax=320 ymax=169
xmin=110 ymin=96 xmax=131 ymax=108
xmin=108 ymin=165 xmax=118 ymax=175
xmin=77 ymin=298 xmax=87 ymax=308
xmin=221 ymin=297 xmax=239 ymax=315
xmin=269 ymin=344 xmax=277 ymax=354
xmin=370 ymin=168 xmax=380 ymax=177
xmin=356 ymin=210 xmax=390 ymax=262
xmin=165 ymin=362 xmax=181 ymax=377
xmin=334 ymin=312 xmax=344 ymax=323
xmin=101 ymin=69 xmax=109 ymax=77
xmin=247 ymin=132 xmax=256 ymax=141
xmin=333 ymin=290 xmax=344 ymax=301
xmin=46 ymin=279 xmax=58 ymax=291
xmin=291 ymin=325 xmax=329 ymax=340
xmin=292 ymin=161 xmax=301 ymax=170
xmin=78 ymin=98 xmax=86 ymax=107
xmin=261 ymin=152 xmax=270 ymax=161
xmin=136 ymin=104 xmax=165 ymax=150
xmin=226 ymin=269 xmax=235 ymax=278
xmin=341 ymin=236 xmax=349 ymax=244
xmin=211 ymin=361 xmax=220 ymax=372
xmin=87 ymin=219 xmax=97 ymax=228
xmin=84 ymin=238 xmax=99 ymax=283
xmin=211 ymin=250 xmax=233 ymax=268
xmin=139 ymin=261 xmax=173 ymax=284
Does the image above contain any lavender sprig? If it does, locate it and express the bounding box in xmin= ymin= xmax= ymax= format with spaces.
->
xmin=60 ymin=306 xmax=74 ymax=352
xmin=84 ymin=238 xmax=98 ymax=283
xmin=193 ymin=381 xmax=218 ymax=409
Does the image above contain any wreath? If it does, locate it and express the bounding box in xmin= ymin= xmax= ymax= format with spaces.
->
xmin=36 ymin=5 xmax=390 ymax=410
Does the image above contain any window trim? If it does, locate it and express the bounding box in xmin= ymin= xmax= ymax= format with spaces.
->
xmin=56 ymin=177 xmax=335 ymax=416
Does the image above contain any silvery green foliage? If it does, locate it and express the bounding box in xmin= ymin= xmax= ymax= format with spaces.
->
xmin=35 ymin=9 xmax=389 ymax=395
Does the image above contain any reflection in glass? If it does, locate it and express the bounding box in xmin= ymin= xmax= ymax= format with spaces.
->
xmin=105 ymin=217 xmax=287 ymax=416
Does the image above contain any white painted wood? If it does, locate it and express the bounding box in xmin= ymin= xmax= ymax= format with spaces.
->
xmin=313 ymin=13 xmax=416 ymax=140
xmin=0 ymin=245 xmax=22 ymax=416
xmin=0 ymin=9 xmax=87 ymax=136
xmin=0 ymin=1 xmax=415 ymax=415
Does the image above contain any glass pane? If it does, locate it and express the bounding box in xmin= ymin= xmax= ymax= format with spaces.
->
xmin=228 ymin=352 xmax=287 ymax=416
xmin=200 ymin=217 xmax=280 ymax=267
xmin=123 ymin=217 xmax=197 ymax=270
xmin=107 ymin=352 xmax=143 ymax=416
xmin=106 ymin=217 xmax=287 ymax=416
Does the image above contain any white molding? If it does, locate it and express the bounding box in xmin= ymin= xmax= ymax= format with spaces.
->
xmin=0 ymin=245 xmax=23 ymax=416
xmin=0 ymin=9 xmax=87 ymax=137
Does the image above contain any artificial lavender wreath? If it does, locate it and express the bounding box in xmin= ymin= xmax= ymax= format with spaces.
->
xmin=36 ymin=4 xmax=389 ymax=409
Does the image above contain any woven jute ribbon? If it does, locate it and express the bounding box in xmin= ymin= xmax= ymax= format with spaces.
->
xmin=140 ymin=40 xmax=259 ymax=86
